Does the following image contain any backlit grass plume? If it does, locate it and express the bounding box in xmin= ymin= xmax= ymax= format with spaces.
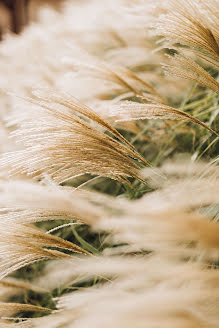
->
xmin=163 ymin=54 xmax=219 ymax=95
xmin=153 ymin=0 xmax=219 ymax=61
xmin=1 ymin=89 xmax=149 ymax=184
xmin=110 ymin=100 xmax=219 ymax=137
xmin=152 ymin=0 xmax=219 ymax=97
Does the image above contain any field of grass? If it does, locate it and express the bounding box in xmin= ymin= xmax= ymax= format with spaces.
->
xmin=0 ymin=0 xmax=218 ymax=327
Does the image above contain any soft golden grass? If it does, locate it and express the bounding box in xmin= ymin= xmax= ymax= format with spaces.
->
xmin=153 ymin=0 xmax=219 ymax=61
xmin=0 ymin=0 xmax=218 ymax=327
xmin=152 ymin=0 xmax=219 ymax=97
xmin=65 ymin=58 xmax=165 ymax=102
xmin=0 ymin=179 xmax=105 ymax=223
xmin=23 ymin=160 xmax=218 ymax=328
xmin=0 ymin=302 xmax=51 ymax=318
xmin=29 ymin=254 xmax=219 ymax=328
xmin=0 ymin=180 xmax=103 ymax=278
xmin=0 ymin=179 xmax=110 ymax=279
xmin=0 ymin=90 xmax=149 ymax=184
xmin=110 ymin=100 xmax=219 ymax=137
xmin=163 ymin=54 xmax=219 ymax=95
xmin=0 ymin=160 xmax=218 ymax=327
xmin=95 ymin=162 xmax=219 ymax=260
xmin=0 ymin=230 xmax=86 ymax=280
xmin=0 ymin=279 xmax=39 ymax=291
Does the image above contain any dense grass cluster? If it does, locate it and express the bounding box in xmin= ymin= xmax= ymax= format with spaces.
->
xmin=0 ymin=0 xmax=218 ymax=327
